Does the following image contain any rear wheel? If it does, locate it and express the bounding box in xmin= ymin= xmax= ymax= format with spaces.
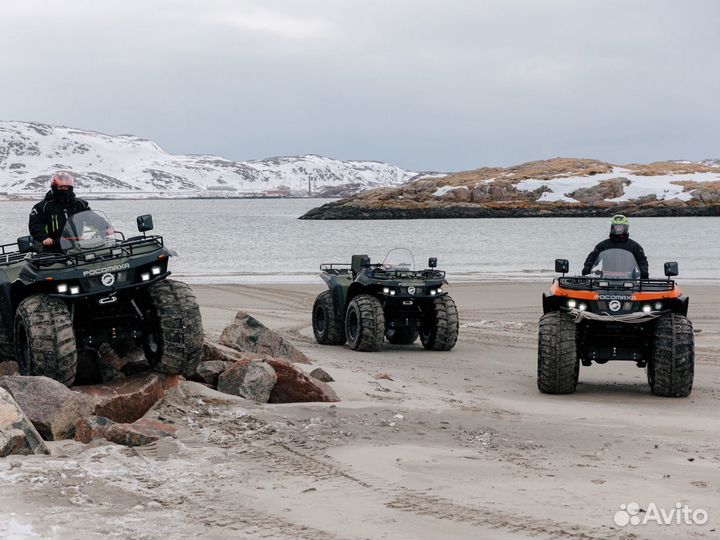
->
xmin=345 ymin=294 xmax=385 ymax=351
xmin=537 ymin=311 xmax=578 ymax=394
xmin=420 ymin=295 xmax=459 ymax=351
xmin=648 ymin=313 xmax=694 ymax=397
xmin=313 ymin=291 xmax=345 ymax=345
xmin=385 ymin=327 xmax=419 ymax=345
xmin=144 ymin=279 xmax=203 ymax=377
xmin=14 ymin=294 xmax=77 ymax=386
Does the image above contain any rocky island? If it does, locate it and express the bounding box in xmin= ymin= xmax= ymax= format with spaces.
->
xmin=300 ymin=158 xmax=720 ymax=219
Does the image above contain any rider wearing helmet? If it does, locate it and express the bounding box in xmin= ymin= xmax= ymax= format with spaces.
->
xmin=582 ymin=214 xmax=649 ymax=279
xmin=28 ymin=172 xmax=91 ymax=251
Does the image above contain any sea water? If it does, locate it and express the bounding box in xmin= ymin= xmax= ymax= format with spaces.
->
xmin=1 ymin=199 xmax=718 ymax=283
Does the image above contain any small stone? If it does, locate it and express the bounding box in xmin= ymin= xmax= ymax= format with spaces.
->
xmin=105 ymin=418 xmax=177 ymax=447
xmin=309 ymin=368 xmax=334 ymax=382
xmin=74 ymin=416 xmax=116 ymax=444
xmin=264 ymin=358 xmax=339 ymax=403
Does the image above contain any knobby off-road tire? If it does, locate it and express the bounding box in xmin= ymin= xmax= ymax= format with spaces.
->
xmin=345 ymin=294 xmax=385 ymax=351
xmin=648 ymin=313 xmax=694 ymax=397
xmin=14 ymin=294 xmax=77 ymax=386
xmin=313 ymin=291 xmax=346 ymax=345
xmin=420 ymin=295 xmax=459 ymax=351
xmin=144 ymin=279 xmax=203 ymax=377
xmin=537 ymin=311 xmax=579 ymax=394
xmin=385 ymin=327 xmax=419 ymax=345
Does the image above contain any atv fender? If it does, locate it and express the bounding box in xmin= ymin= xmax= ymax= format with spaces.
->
xmin=320 ymin=273 xmax=351 ymax=322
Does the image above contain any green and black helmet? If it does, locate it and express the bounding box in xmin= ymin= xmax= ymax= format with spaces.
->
xmin=609 ymin=214 xmax=629 ymax=238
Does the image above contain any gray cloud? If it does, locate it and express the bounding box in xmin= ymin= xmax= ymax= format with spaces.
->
xmin=1 ymin=0 xmax=718 ymax=170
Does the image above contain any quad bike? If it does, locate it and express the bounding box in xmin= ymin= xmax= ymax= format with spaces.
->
xmin=0 ymin=211 xmax=203 ymax=385
xmin=312 ymin=249 xmax=459 ymax=352
xmin=539 ymin=248 xmax=693 ymax=397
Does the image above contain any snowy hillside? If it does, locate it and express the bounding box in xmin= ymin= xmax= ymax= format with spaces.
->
xmin=0 ymin=121 xmax=421 ymax=198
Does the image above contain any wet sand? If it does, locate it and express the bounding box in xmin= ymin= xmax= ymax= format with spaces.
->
xmin=1 ymin=281 xmax=719 ymax=539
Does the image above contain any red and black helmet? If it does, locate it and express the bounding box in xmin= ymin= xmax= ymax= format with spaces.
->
xmin=50 ymin=172 xmax=75 ymax=189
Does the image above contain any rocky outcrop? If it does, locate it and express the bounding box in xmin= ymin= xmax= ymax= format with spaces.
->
xmin=220 ymin=311 xmax=311 ymax=364
xmin=0 ymin=387 xmax=49 ymax=456
xmin=0 ymin=376 xmax=94 ymax=440
xmin=300 ymin=158 xmax=720 ymax=219
xmin=264 ymin=359 xmax=339 ymax=403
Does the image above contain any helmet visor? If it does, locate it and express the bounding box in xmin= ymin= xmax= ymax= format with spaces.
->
xmin=611 ymin=224 xmax=628 ymax=236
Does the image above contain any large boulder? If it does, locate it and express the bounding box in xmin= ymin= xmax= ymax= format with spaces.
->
xmin=220 ymin=311 xmax=310 ymax=364
xmin=0 ymin=376 xmax=94 ymax=440
xmin=216 ymin=359 xmax=277 ymax=403
xmin=264 ymin=358 xmax=339 ymax=403
xmin=0 ymin=387 xmax=49 ymax=456
xmin=73 ymin=373 xmax=182 ymax=423
xmin=194 ymin=360 xmax=234 ymax=387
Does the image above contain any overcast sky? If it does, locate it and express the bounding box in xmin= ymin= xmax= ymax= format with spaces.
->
xmin=1 ymin=0 xmax=718 ymax=171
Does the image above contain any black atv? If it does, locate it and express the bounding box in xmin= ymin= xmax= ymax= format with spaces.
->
xmin=0 ymin=210 xmax=203 ymax=385
xmin=539 ymin=248 xmax=693 ymax=397
xmin=312 ymin=249 xmax=459 ymax=352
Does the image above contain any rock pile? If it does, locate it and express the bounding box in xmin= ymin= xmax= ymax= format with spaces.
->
xmin=0 ymin=310 xmax=337 ymax=455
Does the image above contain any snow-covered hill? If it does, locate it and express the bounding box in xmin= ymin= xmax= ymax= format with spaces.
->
xmin=0 ymin=121 xmax=423 ymax=198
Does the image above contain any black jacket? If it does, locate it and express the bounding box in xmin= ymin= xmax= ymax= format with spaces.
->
xmin=29 ymin=191 xmax=90 ymax=244
xmin=583 ymin=236 xmax=649 ymax=279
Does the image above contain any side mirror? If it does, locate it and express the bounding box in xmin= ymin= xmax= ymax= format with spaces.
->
xmin=137 ymin=214 xmax=154 ymax=233
xmin=664 ymin=262 xmax=678 ymax=277
xmin=555 ymin=259 xmax=569 ymax=274
xmin=17 ymin=236 xmax=33 ymax=254
xmin=428 ymin=257 xmax=437 ymax=268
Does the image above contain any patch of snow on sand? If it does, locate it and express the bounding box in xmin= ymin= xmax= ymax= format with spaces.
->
xmin=515 ymin=168 xmax=720 ymax=203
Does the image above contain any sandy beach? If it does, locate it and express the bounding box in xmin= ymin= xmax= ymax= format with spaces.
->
xmin=1 ymin=281 xmax=719 ymax=539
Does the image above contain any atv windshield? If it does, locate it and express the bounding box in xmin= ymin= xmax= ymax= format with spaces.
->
xmin=382 ymin=248 xmax=415 ymax=271
xmin=589 ymin=249 xmax=641 ymax=279
xmin=59 ymin=210 xmax=115 ymax=253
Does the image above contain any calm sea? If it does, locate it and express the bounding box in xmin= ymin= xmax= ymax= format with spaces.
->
xmin=1 ymin=198 xmax=718 ymax=283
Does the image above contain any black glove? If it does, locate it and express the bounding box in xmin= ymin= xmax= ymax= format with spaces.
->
xmin=581 ymin=267 xmax=591 ymax=276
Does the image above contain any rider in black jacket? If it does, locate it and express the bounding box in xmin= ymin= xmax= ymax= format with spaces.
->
xmin=582 ymin=214 xmax=649 ymax=279
xmin=28 ymin=172 xmax=90 ymax=252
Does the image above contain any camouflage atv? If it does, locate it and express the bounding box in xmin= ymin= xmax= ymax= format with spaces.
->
xmin=0 ymin=210 xmax=203 ymax=385
xmin=312 ymin=249 xmax=459 ymax=352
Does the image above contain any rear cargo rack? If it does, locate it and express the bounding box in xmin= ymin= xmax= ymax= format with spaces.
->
xmin=558 ymin=276 xmax=675 ymax=292
xmin=0 ymin=242 xmax=28 ymax=267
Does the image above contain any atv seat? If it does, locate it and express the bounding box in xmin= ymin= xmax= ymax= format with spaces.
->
xmin=351 ymin=254 xmax=370 ymax=278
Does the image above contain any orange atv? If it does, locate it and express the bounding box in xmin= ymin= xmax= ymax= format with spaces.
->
xmin=539 ymin=248 xmax=693 ymax=397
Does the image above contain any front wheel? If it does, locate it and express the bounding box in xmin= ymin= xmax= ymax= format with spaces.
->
xmin=537 ymin=311 xmax=578 ymax=394
xmin=14 ymin=294 xmax=77 ymax=386
xmin=420 ymin=295 xmax=459 ymax=351
xmin=345 ymin=294 xmax=385 ymax=351
xmin=648 ymin=313 xmax=694 ymax=397
xmin=143 ymin=279 xmax=203 ymax=377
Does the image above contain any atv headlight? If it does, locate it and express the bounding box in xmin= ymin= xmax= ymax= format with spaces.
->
xmin=383 ymin=287 xmax=390 ymax=294
xmin=389 ymin=290 xmax=396 ymax=296
xmin=57 ymin=283 xmax=68 ymax=294
xmin=642 ymin=304 xmax=652 ymax=313
xmin=140 ymin=272 xmax=151 ymax=282
xmin=69 ymin=286 xmax=80 ymax=295
xmin=567 ymin=299 xmax=577 ymax=308
xmin=430 ymin=289 xmax=437 ymax=296
xmin=151 ymin=266 xmax=162 ymax=276
xmin=654 ymin=302 xmax=662 ymax=310
xmin=578 ymin=303 xmax=587 ymax=311
xmin=437 ymin=287 xmax=442 ymax=294
xmin=84 ymin=253 xmax=96 ymax=262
